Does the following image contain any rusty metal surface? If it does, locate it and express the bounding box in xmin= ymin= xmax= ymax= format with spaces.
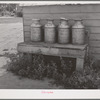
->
xmin=44 ymin=19 xmax=56 ymax=43
xmin=58 ymin=18 xmax=70 ymax=44
xmin=31 ymin=19 xmax=42 ymax=42
xmin=72 ymin=20 xmax=85 ymax=45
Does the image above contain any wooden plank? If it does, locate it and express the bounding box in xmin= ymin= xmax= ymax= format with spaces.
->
xmin=23 ymin=19 xmax=32 ymax=26
xmin=52 ymin=13 xmax=100 ymax=20
xmin=23 ymin=26 xmax=30 ymax=32
xmin=83 ymin=20 xmax=100 ymax=27
xmin=23 ymin=6 xmax=50 ymax=14
xmin=23 ymin=18 xmax=100 ymax=27
xmin=23 ymin=13 xmax=100 ymax=20
xmin=80 ymin=4 xmax=100 ymax=13
xmin=24 ymin=31 xmax=31 ymax=37
xmin=23 ymin=26 xmax=31 ymax=32
xmin=89 ymin=41 xmax=100 ymax=47
xmin=23 ymin=5 xmax=81 ymax=14
xmin=90 ymin=47 xmax=100 ymax=54
xmin=58 ymin=49 xmax=85 ymax=58
xmin=88 ymin=49 xmax=100 ymax=60
xmin=17 ymin=42 xmax=85 ymax=58
xmin=23 ymin=5 xmax=100 ymax=14
xmin=24 ymin=35 xmax=31 ymax=41
xmin=50 ymin=5 xmax=100 ymax=13
xmin=76 ymin=58 xmax=84 ymax=71
xmin=23 ymin=13 xmax=52 ymax=19
xmin=88 ymin=27 xmax=100 ymax=34
xmin=24 ymin=37 xmax=31 ymax=42
xmin=90 ymin=34 xmax=100 ymax=41
xmin=19 ymin=42 xmax=87 ymax=50
xmin=91 ymin=53 xmax=100 ymax=60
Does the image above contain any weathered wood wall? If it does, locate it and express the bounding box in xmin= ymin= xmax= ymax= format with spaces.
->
xmin=22 ymin=4 xmax=100 ymax=59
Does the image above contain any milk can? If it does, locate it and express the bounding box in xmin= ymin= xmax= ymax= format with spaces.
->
xmin=72 ymin=20 xmax=85 ymax=45
xmin=31 ymin=19 xmax=41 ymax=42
xmin=58 ymin=18 xmax=70 ymax=44
xmin=44 ymin=19 xmax=56 ymax=43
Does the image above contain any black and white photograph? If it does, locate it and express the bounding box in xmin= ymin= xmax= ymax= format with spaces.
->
xmin=0 ymin=1 xmax=100 ymax=94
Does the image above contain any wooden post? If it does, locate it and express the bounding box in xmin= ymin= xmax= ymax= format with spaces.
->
xmin=27 ymin=53 xmax=33 ymax=63
xmin=76 ymin=58 xmax=84 ymax=71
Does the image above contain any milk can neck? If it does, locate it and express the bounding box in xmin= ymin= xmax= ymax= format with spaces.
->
xmin=76 ymin=20 xmax=82 ymax=24
xmin=61 ymin=20 xmax=68 ymax=25
xmin=47 ymin=20 xmax=53 ymax=24
xmin=73 ymin=20 xmax=84 ymax=28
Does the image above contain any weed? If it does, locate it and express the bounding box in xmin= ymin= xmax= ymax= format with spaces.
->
xmin=7 ymin=53 xmax=99 ymax=89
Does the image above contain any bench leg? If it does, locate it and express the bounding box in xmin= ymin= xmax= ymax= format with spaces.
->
xmin=27 ymin=53 xmax=33 ymax=63
xmin=76 ymin=58 xmax=84 ymax=71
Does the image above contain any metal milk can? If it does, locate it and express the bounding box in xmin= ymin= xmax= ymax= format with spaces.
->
xmin=31 ymin=19 xmax=41 ymax=42
xmin=72 ymin=20 xmax=85 ymax=45
xmin=44 ymin=19 xmax=56 ymax=43
xmin=58 ymin=18 xmax=70 ymax=44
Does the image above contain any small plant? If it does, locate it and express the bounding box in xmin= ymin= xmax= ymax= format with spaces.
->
xmin=7 ymin=53 xmax=32 ymax=76
xmin=6 ymin=53 xmax=99 ymax=89
xmin=50 ymin=57 xmax=98 ymax=89
xmin=62 ymin=71 xmax=98 ymax=89
xmin=46 ymin=61 xmax=57 ymax=78
xmin=60 ymin=57 xmax=73 ymax=76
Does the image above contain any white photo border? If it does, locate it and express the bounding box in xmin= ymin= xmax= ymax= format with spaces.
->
xmin=0 ymin=1 xmax=100 ymax=99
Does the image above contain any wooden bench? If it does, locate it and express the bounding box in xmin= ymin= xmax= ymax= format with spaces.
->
xmin=17 ymin=42 xmax=88 ymax=71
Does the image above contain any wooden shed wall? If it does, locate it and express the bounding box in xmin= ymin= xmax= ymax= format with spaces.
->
xmin=23 ymin=4 xmax=100 ymax=59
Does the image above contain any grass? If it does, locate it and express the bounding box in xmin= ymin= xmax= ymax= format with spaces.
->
xmin=6 ymin=52 xmax=99 ymax=89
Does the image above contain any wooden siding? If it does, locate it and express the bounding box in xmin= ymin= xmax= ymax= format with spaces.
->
xmin=23 ymin=4 xmax=100 ymax=59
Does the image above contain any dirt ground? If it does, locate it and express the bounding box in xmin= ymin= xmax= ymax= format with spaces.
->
xmin=0 ymin=20 xmax=23 ymax=54
xmin=0 ymin=17 xmax=60 ymax=89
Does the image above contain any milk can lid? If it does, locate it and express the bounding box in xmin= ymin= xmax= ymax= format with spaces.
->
xmin=72 ymin=19 xmax=84 ymax=28
xmin=32 ymin=19 xmax=40 ymax=21
xmin=60 ymin=17 xmax=68 ymax=20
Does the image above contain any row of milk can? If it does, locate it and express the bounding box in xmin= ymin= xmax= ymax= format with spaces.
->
xmin=31 ymin=18 xmax=85 ymax=45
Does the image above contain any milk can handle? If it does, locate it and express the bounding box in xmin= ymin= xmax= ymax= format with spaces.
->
xmin=60 ymin=17 xmax=68 ymax=20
